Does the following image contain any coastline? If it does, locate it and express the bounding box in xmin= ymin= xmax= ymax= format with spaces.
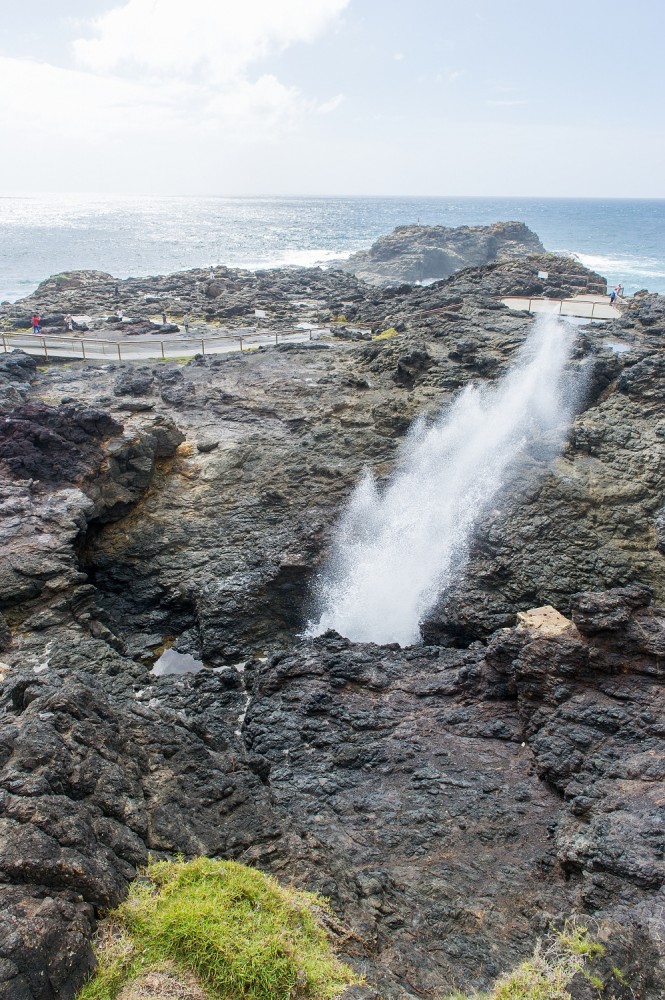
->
xmin=2 ymin=194 xmax=664 ymax=304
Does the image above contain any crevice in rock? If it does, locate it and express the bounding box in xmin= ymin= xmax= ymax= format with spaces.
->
xmin=258 ymin=563 xmax=316 ymax=636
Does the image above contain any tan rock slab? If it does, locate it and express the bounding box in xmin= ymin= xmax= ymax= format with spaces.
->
xmin=516 ymin=604 xmax=579 ymax=637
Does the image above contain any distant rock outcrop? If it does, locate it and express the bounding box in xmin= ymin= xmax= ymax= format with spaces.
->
xmin=343 ymin=221 xmax=546 ymax=285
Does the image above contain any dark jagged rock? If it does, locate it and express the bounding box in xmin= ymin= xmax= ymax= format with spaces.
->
xmin=0 ymin=351 xmax=37 ymax=383
xmin=0 ymin=404 xmax=184 ymax=617
xmin=0 ymin=886 xmax=96 ymax=1000
xmin=0 ymin=589 xmax=662 ymax=998
xmin=342 ymin=221 xmax=545 ymax=286
xmin=0 ymin=249 xmax=663 ymax=998
xmin=113 ymin=368 xmax=155 ymax=397
xmin=0 ymin=614 xmax=10 ymax=651
xmin=0 ymin=265 xmax=369 ymax=334
xmin=0 ymin=665 xmax=275 ymax=999
xmin=0 ymin=404 xmax=122 ymax=483
xmin=0 ymin=350 xmax=38 ymax=408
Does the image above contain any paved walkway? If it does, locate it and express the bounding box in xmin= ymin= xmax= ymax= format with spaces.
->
xmin=501 ymin=295 xmax=621 ymax=320
xmin=2 ymin=295 xmax=624 ymax=364
xmin=0 ymin=327 xmax=323 ymax=363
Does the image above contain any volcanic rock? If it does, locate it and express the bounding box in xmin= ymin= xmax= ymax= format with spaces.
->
xmin=0 ymin=588 xmax=663 ymax=998
xmin=343 ymin=221 xmax=546 ymax=286
xmin=0 ymin=249 xmax=663 ymax=998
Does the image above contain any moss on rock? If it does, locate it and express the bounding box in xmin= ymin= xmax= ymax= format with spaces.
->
xmin=78 ymin=857 xmax=361 ymax=1000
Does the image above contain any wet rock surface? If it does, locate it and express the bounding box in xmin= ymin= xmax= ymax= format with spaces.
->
xmin=0 ymin=253 xmax=663 ymax=998
xmin=1 ymin=593 xmax=662 ymax=999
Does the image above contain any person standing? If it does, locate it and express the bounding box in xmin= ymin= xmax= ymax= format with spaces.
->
xmin=183 ymin=313 xmax=190 ymax=334
xmin=32 ymin=313 xmax=41 ymax=334
xmin=610 ymin=289 xmax=617 ymax=306
xmin=162 ymin=311 xmax=167 ymax=326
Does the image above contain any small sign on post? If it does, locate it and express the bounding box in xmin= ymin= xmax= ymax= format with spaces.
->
xmin=254 ymin=309 xmax=267 ymax=319
xmin=537 ymin=271 xmax=549 ymax=280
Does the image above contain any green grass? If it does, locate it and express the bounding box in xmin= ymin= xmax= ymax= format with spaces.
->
xmin=78 ymin=857 xmax=361 ymax=1000
xmin=443 ymin=925 xmax=606 ymax=1000
xmin=372 ymin=327 xmax=400 ymax=341
xmin=557 ymin=925 xmax=605 ymax=960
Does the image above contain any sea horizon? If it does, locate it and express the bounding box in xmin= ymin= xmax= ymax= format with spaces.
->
xmin=2 ymin=193 xmax=664 ymax=303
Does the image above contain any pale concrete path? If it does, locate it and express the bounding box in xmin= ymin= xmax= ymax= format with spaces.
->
xmin=0 ymin=327 xmax=324 ymax=363
xmin=501 ymin=294 xmax=621 ymax=320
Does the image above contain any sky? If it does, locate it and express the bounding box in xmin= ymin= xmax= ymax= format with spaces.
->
xmin=1 ymin=0 xmax=663 ymax=197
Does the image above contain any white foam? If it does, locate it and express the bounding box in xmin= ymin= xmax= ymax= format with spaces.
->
xmin=307 ymin=316 xmax=578 ymax=647
xmin=572 ymin=252 xmax=665 ymax=280
xmin=240 ymin=247 xmax=352 ymax=271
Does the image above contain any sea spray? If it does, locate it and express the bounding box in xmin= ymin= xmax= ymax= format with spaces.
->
xmin=306 ymin=315 xmax=580 ymax=646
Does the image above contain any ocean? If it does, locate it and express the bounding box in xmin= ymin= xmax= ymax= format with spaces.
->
xmin=1 ymin=194 xmax=663 ymax=304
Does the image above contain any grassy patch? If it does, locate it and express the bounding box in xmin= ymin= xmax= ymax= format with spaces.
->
xmin=557 ymin=925 xmax=605 ymax=960
xmin=443 ymin=924 xmax=606 ymax=1000
xmin=611 ymin=965 xmax=628 ymax=985
xmin=372 ymin=327 xmax=400 ymax=341
xmin=78 ymin=857 xmax=361 ymax=1000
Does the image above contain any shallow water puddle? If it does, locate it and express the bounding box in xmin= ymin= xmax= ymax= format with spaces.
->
xmin=151 ymin=648 xmax=205 ymax=676
xmin=604 ymin=341 xmax=631 ymax=354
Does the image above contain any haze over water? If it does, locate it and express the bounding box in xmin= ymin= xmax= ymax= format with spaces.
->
xmin=1 ymin=195 xmax=663 ymax=303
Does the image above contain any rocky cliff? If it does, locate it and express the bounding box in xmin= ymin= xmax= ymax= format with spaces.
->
xmin=342 ymin=221 xmax=547 ymax=286
xmin=0 ymin=252 xmax=663 ymax=999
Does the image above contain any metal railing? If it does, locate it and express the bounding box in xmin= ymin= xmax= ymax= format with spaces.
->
xmin=501 ymin=297 xmax=620 ymax=320
xmin=0 ymin=327 xmax=320 ymax=362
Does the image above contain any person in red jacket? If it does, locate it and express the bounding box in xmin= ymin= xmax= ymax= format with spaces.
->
xmin=32 ymin=314 xmax=41 ymax=334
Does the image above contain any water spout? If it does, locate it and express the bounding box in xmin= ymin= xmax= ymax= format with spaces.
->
xmin=307 ymin=316 xmax=579 ymax=647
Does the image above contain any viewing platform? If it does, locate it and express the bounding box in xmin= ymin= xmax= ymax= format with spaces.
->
xmin=501 ymin=293 xmax=621 ymax=321
xmin=0 ymin=326 xmax=321 ymax=363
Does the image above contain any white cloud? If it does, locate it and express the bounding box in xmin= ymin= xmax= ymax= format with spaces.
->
xmin=0 ymin=55 xmax=303 ymax=145
xmin=0 ymin=56 xmax=181 ymax=139
xmin=0 ymin=0 xmax=351 ymax=180
xmin=73 ymin=0 xmax=350 ymax=84
xmin=393 ymin=52 xmax=404 ymax=61
xmin=317 ymin=93 xmax=345 ymax=114
xmin=435 ymin=69 xmax=463 ymax=85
